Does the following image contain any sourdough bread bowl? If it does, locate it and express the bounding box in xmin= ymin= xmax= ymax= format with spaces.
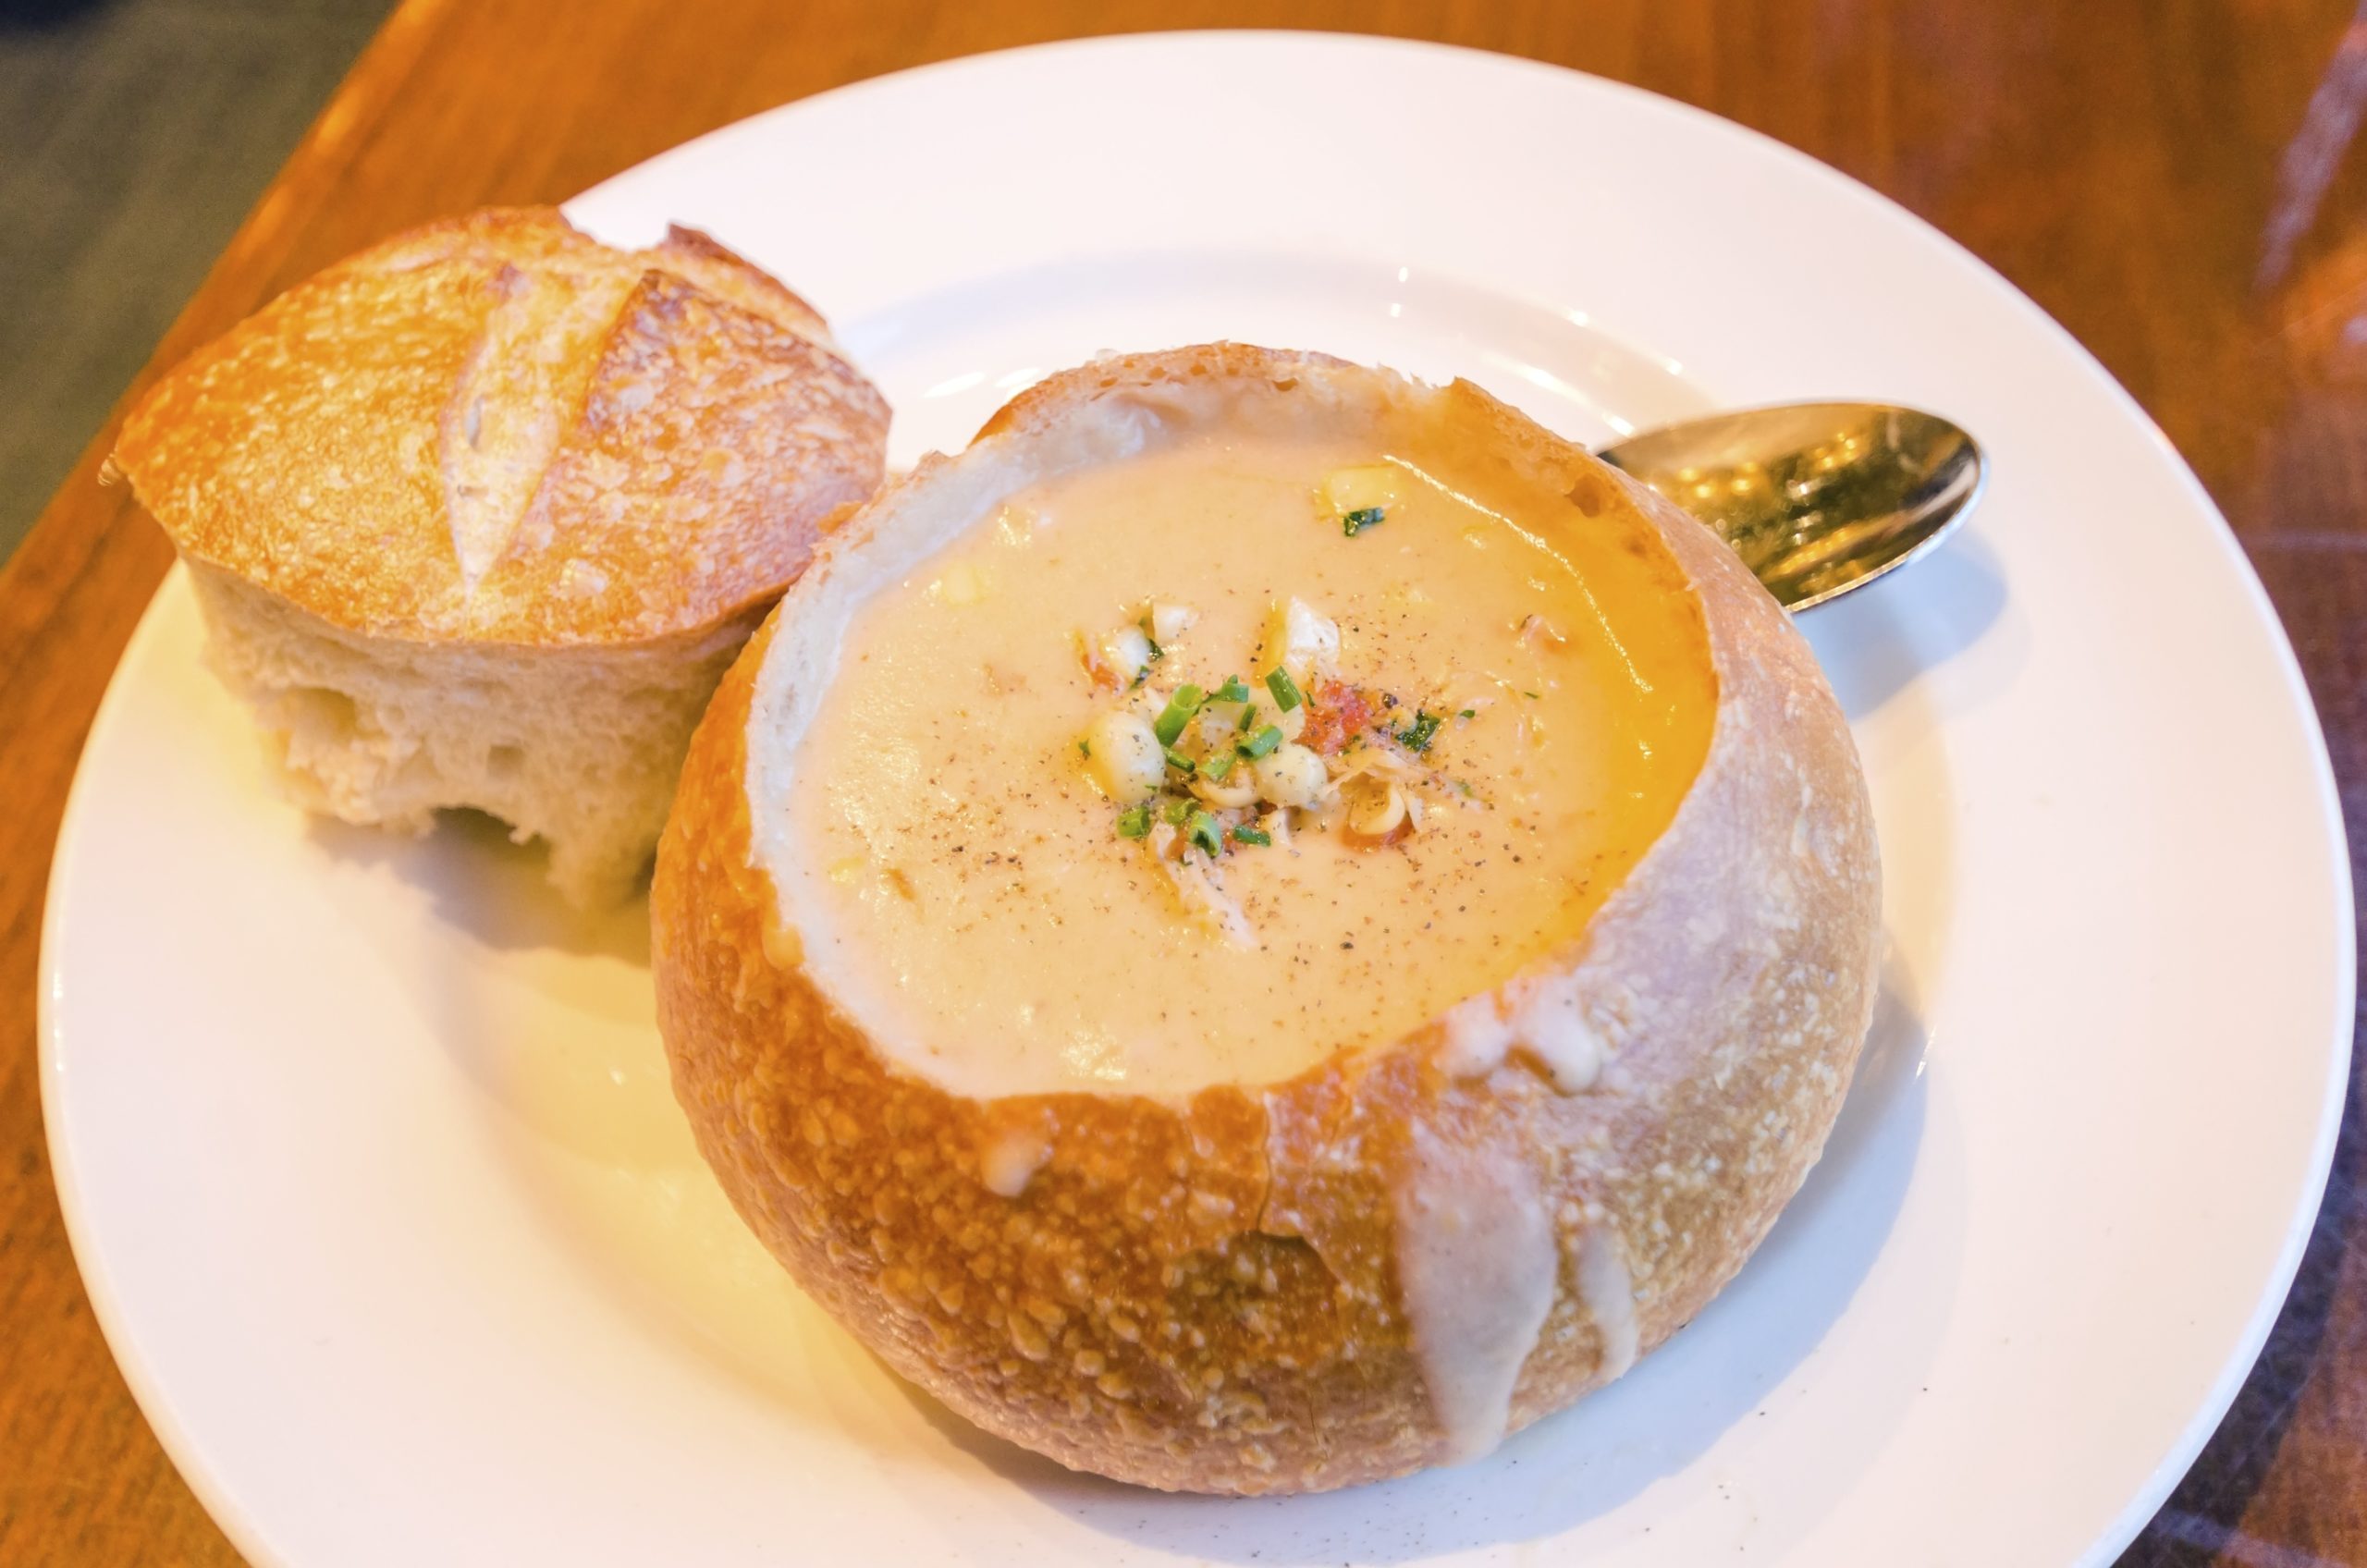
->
xmin=653 ymin=344 xmax=1880 ymax=1493
xmin=109 ymin=208 xmax=889 ymax=904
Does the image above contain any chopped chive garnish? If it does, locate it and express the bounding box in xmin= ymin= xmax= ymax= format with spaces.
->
xmin=1186 ymin=812 xmax=1225 ymax=857
xmin=1116 ymin=804 xmax=1153 ymax=839
xmin=1396 ymin=709 xmax=1442 ymax=753
xmin=1231 ymin=825 xmax=1272 ymax=847
xmin=1204 ymin=751 xmax=1238 ymax=782
xmin=1341 ymin=507 xmax=1386 ymax=537
xmin=1078 ymin=739 xmax=1092 ymax=757
xmin=1211 ymin=675 xmax=1249 ymax=704
xmin=1143 ymin=624 xmax=1166 ymax=664
xmin=1153 ymin=684 xmax=1207 ymax=745
xmin=1162 ymin=797 xmax=1196 ymax=826
xmin=1264 ymin=668 xmax=1304 ymax=712
xmin=1522 ymin=690 xmax=1541 ymax=699
xmin=1457 ymin=708 xmax=1476 ymax=720
xmin=1237 ymin=725 xmax=1283 ymax=760
xmin=1162 ymin=746 xmax=1196 ymax=775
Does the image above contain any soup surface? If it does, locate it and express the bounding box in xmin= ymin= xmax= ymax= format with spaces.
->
xmin=774 ymin=425 xmax=1715 ymax=1098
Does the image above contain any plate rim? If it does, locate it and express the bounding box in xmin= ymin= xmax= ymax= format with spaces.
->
xmin=39 ymin=570 xmax=298 ymax=1566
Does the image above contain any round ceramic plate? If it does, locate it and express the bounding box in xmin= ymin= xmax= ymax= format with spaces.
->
xmin=43 ymin=32 xmax=2354 ymax=1567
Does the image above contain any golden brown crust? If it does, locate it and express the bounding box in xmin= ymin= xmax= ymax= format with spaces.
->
xmin=975 ymin=341 xmax=1359 ymax=440
xmin=111 ymin=207 xmax=889 ymax=648
xmin=654 ymin=346 xmax=1881 ymax=1493
xmin=642 ymin=223 xmax=833 ymax=344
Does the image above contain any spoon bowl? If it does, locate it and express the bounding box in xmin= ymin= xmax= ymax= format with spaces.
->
xmin=1597 ymin=402 xmax=1985 ymax=611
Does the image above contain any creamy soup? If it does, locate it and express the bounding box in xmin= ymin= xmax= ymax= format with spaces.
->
xmin=772 ymin=426 xmax=1715 ymax=1099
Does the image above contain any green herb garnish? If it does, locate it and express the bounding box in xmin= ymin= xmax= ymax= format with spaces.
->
xmin=1116 ymin=804 xmax=1152 ymax=839
xmin=1231 ymin=825 xmax=1272 ymax=847
xmin=1396 ymin=709 xmax=1442 ymax=753
xmin=1237 ymin=725 xmax=1283 ymax=760
xmin=1341 ymin=507 xmax=1386 ymax=537
xmin=1204 ymin=751 xmax=1238 ymax=782
xmin=1162 ymin=797 xmax=1196 ymax=826
xmin=1078 ymin=739 xmax=1092 ymax=757
xmin=1457 ymin=708 xmax=1476 ymax=720
xmin=1185 ymin=812 xmax=1225 ymax=857
xmin=1153 ymin=684 xmax=1206 ymax=746
xmin=1521 ymin=690 xmax=1541 ymax=699
xmin=1264 ymin=668 xmax=1304 ymax=712
xmin=1210 ymin=676 xmax=1249 ymax=704
xmin=1162 ymin=746 xmax=1196 ymax=775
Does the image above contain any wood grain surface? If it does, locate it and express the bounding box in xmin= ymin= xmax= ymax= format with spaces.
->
xmin=1 ymin=2 xmax=2361 ymax=1562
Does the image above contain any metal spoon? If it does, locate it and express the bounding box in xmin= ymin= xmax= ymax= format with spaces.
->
xmin=1596 ymin=402 xmax=1984 ymax=611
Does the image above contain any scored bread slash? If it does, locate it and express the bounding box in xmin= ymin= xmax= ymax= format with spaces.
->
xmin=110 ymin=206 xmax=889 ymax=906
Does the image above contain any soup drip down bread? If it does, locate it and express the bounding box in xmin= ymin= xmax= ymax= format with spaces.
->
xmin=655 ymin=345 xmax=1881 ymax=1494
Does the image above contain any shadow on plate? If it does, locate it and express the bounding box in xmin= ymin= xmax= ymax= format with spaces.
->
xmin=305 ymin=807 xmax=651 ymax=967
xmin=881 ymin=965 xmax=1935 ymax=1563
xmin=305 ymin=807 xmax=668 ymax=1166
xmin=1804 ymin=525 xmax=2011 ymax=726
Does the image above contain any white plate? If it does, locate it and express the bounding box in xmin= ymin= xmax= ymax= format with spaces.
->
xmin=43 ymin=32 xmax=2354 ymax=1567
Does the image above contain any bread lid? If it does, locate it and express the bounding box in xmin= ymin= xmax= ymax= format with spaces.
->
xmin=111 ymin=208 xmax=889 ymax=647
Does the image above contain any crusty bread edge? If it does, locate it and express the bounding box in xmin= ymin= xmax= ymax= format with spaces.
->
xmin=108 ymin=207 xmax=889 ymax=651
xmin=654 ymin=345 xmax=1881 ymax=1493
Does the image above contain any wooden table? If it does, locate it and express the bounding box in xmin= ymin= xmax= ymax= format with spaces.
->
xmin=2 ymin=1 xmax=2360 ymax=1562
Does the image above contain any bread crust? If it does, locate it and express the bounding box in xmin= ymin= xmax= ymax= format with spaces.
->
xmin=111 ymin=207 xmax=889 ymax=648
xmin=653 ymin=346 xmax=1880 ymax=1493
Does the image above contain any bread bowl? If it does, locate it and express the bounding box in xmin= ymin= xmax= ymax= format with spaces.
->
xmin=652 ymin=344 xmax=1880 ymax=1492
xmin=109 ymin=208 xmax=889 ymax=904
